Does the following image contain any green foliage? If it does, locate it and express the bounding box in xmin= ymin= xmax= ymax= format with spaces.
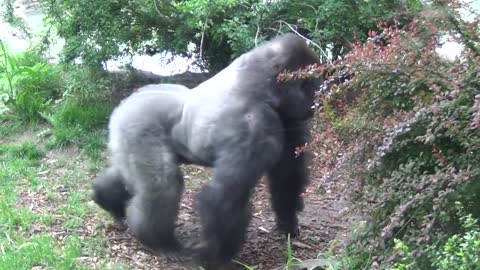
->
xmin=0 ymin=38 xmax=113 ymax=152
xmin=82 ymin=131 xmax=107 ymax=162
xmin=232 ymin=260 xmax=255 ymax=270
xmin=432 ymin=211 xmax=480 ymax=270
xmin=39 ymin=0 xmax=422 ymax=70
xmin=0 ymin=142 xmax=45 ymax=161
xmin=0 ymin=0 xmax=32 ymax=38
xmin=52 ymin=99 xmax=111 ymax=130
xmin=0 ymin=39 xmax=64 ymax=122
xmin=391 ymin=203 xmax=480 ymax=270
xmin=0 ymin=138 xmax=104 ymax=270
xmin=62 ymin=66 xmax=112 ymax=102
xmin=0 ymin=118 xmax=22 ymax=137
xmin=45 ymin=98 xmax=112 ymax=148
xmin=311 ymin=1 xmax=480 ymax=269
xmin=391 ymin=239 xmax=416 ymax=270
xmin=285 ymin=234 xmax=300 ymax=269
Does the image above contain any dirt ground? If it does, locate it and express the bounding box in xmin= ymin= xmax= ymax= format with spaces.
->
xmin=8 ymin=116 xmax=353 ymax=270
xmin=97 ymin=126 xmax=353 ymax=270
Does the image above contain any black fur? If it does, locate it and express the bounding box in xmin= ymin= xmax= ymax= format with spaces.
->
xmin=92 ymin=167 xmax=132 ymax=221
xmin=267 ymin=121 xmax=311 ymax=237
xmin=92 ymin=33 xmax=321 ymax=266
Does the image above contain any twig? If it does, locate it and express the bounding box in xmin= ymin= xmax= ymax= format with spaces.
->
xmin=180 ymin=203 xmax=193 ymax=210
xmin=255 ymin=24 xmax=261 ymax=46
xmin=299 ymin=3 xmax=317 ymax=13
xmin=108 ymin=236 xmax=132 ymax=241
xmin=447 ymin=14 xmax=480 ymax=57
xmin=199 ymin=14 xmax=209 ymax=59
xmin=436 ymin=1 xmax=480 ymax=57
xmin=292 ymin=241 xmax=313 ymax=249
xmin=254 ymin=7 xmax=264 ymax=47
xmin=275 ymin=20 xmax=330 ymax=61
xmin=153 ymin=0 xmax=163 ymax=17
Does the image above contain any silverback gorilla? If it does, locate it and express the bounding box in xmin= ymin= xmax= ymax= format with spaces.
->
xmin=92 ymin=33 xmax=321 ymax=266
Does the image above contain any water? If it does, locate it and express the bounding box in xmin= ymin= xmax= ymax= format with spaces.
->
xmin=0 ymin=2 xmax=45 ymax=52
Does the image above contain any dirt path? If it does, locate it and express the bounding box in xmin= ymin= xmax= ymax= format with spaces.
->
xmin=102 ymin=172 xmax=348 ymax=270
xmin=100 ymin=133 xmax=351 ymax=270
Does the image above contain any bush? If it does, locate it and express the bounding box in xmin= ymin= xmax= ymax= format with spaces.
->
xmin=432 ymin=213 xmax=480 ymax=270
xmin=392 ymin=203 xmax=480 ymax=270
xmin=62 ymin=65 xmax=112 ymax=102
xmin=302 ymin=1 xmax=480 ymax=268
xmin=0 ymin=39 xmax=114 ymax=151
xmin=0 ymin=142 xmax=45 ymax=160
xmin=45 ymin=98 xmax=112 ymax=148
xmin=0 ymin=39 xmax=64 ymax=122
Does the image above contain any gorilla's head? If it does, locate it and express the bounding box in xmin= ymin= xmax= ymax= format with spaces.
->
xmin=233 ymin=33 xmax=321 ymax=122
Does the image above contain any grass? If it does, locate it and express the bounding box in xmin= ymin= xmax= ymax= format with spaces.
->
xmin=45 ymin=98 xmax=112 ymax=153
xmin=0 ymin=234 xmax=85 ymax=270
xmin=0 ymin=45 xmax=133 ymax=268
xmin=0 ymin=129 xmax=111 ymax=269
xmin=0 ymin=119 xmax=23 ymax=138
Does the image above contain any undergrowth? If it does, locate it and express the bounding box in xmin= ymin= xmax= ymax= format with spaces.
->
xmin=0 ymin=40 xmax=114 ymax=158
xmin=295 ymin=1 xmax=480 ymax=269
xmin=43 ymin=98 xmax=111 ymax=156
xmin=0 ymin=39 xmax=64 ymax=122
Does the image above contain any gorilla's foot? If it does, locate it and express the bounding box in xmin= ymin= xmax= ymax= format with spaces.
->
xmin=187 ymin=241 xmax=234 ymax=270
xmin=162 ymin=246 xmax=195 ymax=263
xmin=137 ymin=238 xmax=192 ymax=262
xmin=135 ymin=234 xmax=183 ymax=253
xmin=108 ymin=219 xmax=128 ymax=231
xmin=276 ymin=218 xmax=300 ymax=238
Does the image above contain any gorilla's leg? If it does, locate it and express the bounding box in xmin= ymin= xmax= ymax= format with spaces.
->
xmin=125 ymin=141 xmax=184 ymax=252
xmin=92 ymin=166 xmax=132 ymax=221
xmin=267 ymin=123 xmax=310 ymax=237
xmin=195 ymin=183 xmax=252 ymax=266
xmin=194 ymin=148 xmax=279 ymax=266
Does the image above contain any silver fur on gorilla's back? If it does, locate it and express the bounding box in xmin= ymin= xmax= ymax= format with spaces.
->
xmin=92 ymin=33 xmax=321 ymax=267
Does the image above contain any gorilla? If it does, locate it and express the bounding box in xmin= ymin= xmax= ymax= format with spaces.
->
xmin=92 ymin=33 xmax=321 ymax=266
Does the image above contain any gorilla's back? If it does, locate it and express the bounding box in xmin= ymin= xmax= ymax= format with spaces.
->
xmin=108 ymin=87 xmax=187 ymax=156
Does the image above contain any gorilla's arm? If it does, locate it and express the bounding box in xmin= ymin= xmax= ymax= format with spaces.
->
xmin=267 ymin=121 xmax=310 ymax=236
xmin=195 ymin=141 xmax=284 ymax=264
xmin=92 ymin=167 xmax=133 ymax=221
xmin=192 ymin=106 xmax=285 ymax=265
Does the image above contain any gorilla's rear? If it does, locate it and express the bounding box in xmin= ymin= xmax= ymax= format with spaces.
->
xmin=93 ymin=33 xmax=321 ymax=268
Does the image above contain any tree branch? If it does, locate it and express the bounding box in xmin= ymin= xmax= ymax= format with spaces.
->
xmin=274 ymin=20 xmax=330 ymax=61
